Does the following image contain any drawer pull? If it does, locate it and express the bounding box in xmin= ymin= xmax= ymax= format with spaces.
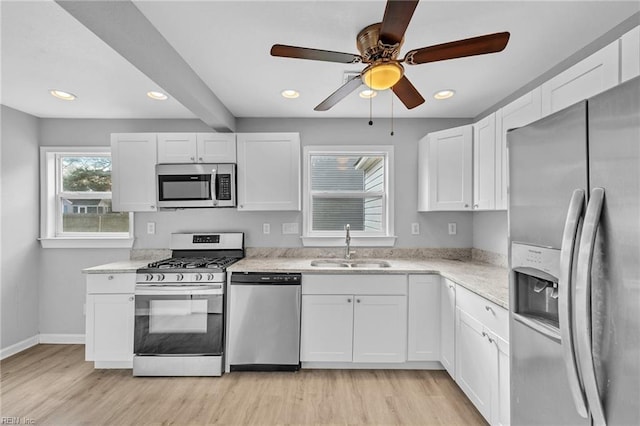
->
xmin=347 ymin=298 xmax=352 ymax=303
xmin=356 ymin=299 xmax=361 ymax=303
xmin=485 ymin=305 xmax=495 ymax=315
xmin=129 ymin=296 xmax=134 ymax=302
xmin=108 ymin=275 xmax=114 ymax=280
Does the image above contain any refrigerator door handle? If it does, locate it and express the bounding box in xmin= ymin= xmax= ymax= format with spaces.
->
xmin=558 ymin=189 xmax=588 ymax=418
xmin=575 ymin=187 xmax=606 ymax=426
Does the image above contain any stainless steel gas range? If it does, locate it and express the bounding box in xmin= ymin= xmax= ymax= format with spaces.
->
xmin=133 ymin=232 xmax=244 ymax=377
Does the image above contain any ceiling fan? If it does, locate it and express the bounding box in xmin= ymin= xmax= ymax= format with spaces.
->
xmin=270 ymin=0 xmax=510 ymax=111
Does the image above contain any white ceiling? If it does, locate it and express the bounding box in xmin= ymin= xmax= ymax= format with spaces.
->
xmin=2 ymin=1 xmax=639 ymax=121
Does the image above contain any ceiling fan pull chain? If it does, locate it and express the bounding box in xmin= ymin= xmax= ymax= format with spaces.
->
xmin=390 ymin=92 xmax=394 ymax=136
xmin=369 ymin=91 xmax=373 ymax=126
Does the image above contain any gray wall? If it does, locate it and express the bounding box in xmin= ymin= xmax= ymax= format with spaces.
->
xmin=473 ymin=211 xmax=508 ymax=256
xmin=1 ymin=106 xmax=40 ymax=349
xmin=134 ymin=117 xmax=475 ymax=248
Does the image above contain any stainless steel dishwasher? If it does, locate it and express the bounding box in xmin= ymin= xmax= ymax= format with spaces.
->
xmin=228 ymin=272 xmax=301 ymax=371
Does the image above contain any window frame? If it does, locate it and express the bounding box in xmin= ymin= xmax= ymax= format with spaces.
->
xmin=39 ymin=146 xmax=134 ymax=248
xmin=301 ymin=145 xmax=396 ymax=247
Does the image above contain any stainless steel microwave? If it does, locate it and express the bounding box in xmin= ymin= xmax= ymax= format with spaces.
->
xmin=156 ymin=163 xmax=236 ymax=208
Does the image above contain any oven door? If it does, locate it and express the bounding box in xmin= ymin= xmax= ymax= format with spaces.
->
xmin=134 ymin=286 xmax=223 ymax=355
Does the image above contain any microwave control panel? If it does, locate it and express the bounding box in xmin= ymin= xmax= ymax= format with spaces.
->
xmin=217 ymin=174 xmax=232 ymax=200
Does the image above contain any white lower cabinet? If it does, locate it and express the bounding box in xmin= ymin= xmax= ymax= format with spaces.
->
xmin=85 ymin=273 xmax=135 ymax=368
xmin=407 ymin=275 xmax=440 ymax=361
xmin=300 ymin=274 xmax=407 ymax=364
xmin=455 ymin=285 xmax=510 ymax=426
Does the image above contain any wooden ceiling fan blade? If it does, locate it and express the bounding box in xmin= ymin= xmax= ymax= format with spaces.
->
xmin=392 ymin=76 xmax=425 ymax=109
xmin=314 ymin=76 xmax=363 ymax=111
xmin=379 ymin=0 xmax=419 ymax=45
xmin=404 ymin=32 xmax=511 ymax=65
xmin=271 ymin=44 xmax=362 ymax=64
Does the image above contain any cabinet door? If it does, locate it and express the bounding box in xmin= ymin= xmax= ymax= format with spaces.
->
xmin=157 ymin=133 xmax=197 ymax=163
xmin=541 ymin=41 xmax=619 ymax=116
xmin=300 ymin=295 xmax=353 ymax=362
xmin=353 ymin=295 xmax=407 ymax=363
xmin=111 ymin=133 xmax=157 ymax=212
xmin=621 ymin=25 xmax=640 ymax=83
xmin=456 ymin=307 xmax=492 ymax=421
xmin=196 ymin=133 xmax=236 ymax=163
xmin=419 ymin=125 xmax=472 ymax=211
xmin=236 ymin=133 xmax=301 ymax=211
xmin=473 ymin=114 xmax=496 ymax=210
xmin=495 ymin=88 xmax=542 ymax=210
xmin=407 ymin=275 xmax=440 ymax=361
xmin=489 ymin=330 xmax=510 ymax=426
xmin=440 ymin=278 xmax=456 ymax=377
xmin=85 ymin=293 xmax=134 ymax=364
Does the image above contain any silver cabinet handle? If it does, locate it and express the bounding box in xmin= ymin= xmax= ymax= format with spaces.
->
xmin=190 ymin=156 xmax=195 ymax=161
xmin=128 ymin=296 xmax=134 ymax=301
xmin=575 ymin=187 xmax=606 ymax=426
xmin=108 ymin=275 xmax=114 ymax=280
xmin=484 ymin=305 xmax=495 ymax=314
xmin=558 ymin=189 xmax=588 ymax=418
xmin=474 ymin=204 xmax=479 ymax=208
xmin=464 ymin=204 xmax=469 ymax=208
xmin=347 ymin=298 xmax=352 ymax=303
xmin=448 ymin=284 xmax=455 ymax=290
xmin=356 ymin=299 xmax=361 ymax=303
xmin=199 ymin=157 xmax=203 ymax=161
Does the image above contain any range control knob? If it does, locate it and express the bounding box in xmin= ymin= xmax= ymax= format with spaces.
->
xmin=156 ymin=274 xmax=165 ymax=282
xmin=176 ymin=273 xmax=184 ymax=282
xmin=195 ymin=273 xmax=203 ymax=281
xmin=207 ymin=273 xmax=214 ymax=281
xmin=145 ymin=274 xmax=153 ymax=282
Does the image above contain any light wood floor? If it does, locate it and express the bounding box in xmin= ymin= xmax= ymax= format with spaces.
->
xmin=1 ymin=345 xmax=486 ymax=425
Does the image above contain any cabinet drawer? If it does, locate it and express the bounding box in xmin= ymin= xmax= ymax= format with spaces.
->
xmin=86 ymin=273 xmax=135 ymax=294
xmin=302 ymin=274 xmax=407 ymax=295
xmin=456 ymin=285 xmax=508 ymax=341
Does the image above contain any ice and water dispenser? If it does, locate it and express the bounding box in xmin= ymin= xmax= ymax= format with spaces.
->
xmin=511 ymin=243 xmax=561 ymax=332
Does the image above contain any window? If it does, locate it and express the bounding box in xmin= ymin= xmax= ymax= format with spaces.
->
xmin=40 ymin=147 xmax=133 ymax=248
xmin=302 ymin=146 xmax=395 ymax=246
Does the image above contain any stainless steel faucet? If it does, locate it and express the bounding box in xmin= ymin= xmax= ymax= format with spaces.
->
xmin=345 ymin=224 xmax=353 ymax=259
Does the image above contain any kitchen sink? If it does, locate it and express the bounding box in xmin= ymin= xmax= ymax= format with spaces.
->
xmin=310 ymin=259 xmax=391 ymax=268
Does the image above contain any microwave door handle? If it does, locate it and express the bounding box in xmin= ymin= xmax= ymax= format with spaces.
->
xmin=558 ymin=189 xmax=588 ymax=418
xmin=575 ymin=187 xmax=606 ymax=426
xmin=210 ymin=168 xmax=217 ymax=204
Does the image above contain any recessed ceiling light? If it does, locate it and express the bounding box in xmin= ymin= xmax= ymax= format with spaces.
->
xmin=434 ymin=89 xmax=455 ymax=100
xmin=147 ymin=91 xmax=168 ymax=100
xmin=359 ymin=89 xmax=377 ymax=99
xmin=281 ymin=89 xmax=300 ymax=99
xmin=50 ymin=90 xmax=76 ymax=101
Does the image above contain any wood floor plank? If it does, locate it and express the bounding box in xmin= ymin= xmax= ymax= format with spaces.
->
xmin=1 ymin=345 xmax=487 ymax=425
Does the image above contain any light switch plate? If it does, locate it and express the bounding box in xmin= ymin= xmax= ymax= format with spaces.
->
xmin=448 ymin=223 xmax=457 ymax=235
xmin=263 ymin=223 xmax=271 ymax=234
xmin=411 ymin=223 xmax=420 ymax=235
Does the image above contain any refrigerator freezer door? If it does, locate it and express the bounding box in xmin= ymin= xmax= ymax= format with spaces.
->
xmin=587 ymin=76 xmax=640 ymax=425
xmin=508 ymin=102 xmax=588 ymax=249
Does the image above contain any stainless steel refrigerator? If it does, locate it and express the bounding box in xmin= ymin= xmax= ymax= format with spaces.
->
xmin=508 ymin=76 xmax=639 ymax=426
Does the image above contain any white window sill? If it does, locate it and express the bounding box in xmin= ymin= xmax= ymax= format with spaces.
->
xmin=39 ymin=238 xmax=134 ymax=249
xmin=301 ymin=236 xmax=397 ymax=247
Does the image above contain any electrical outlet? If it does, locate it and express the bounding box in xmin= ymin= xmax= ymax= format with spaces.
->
xmin=263 ymin=223 xmax=271 ymax=234
xmin=147 ymin=222 xmax=156 ymax=234
xmin=282 ymin=223 xmax=299 ymax=235
xmin=448 ymin=223 xmax=457 ymax=235
xmin=411 ymin=223 xmax=420 ymax=235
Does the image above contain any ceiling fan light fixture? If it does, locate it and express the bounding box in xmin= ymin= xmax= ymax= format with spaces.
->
xmin=361 ymin=62 xmax=404 ymax=90
xmin=281 ymin=89 xmax=300 ymax=99
xmin=50 ymin=89 xmax=76 ymax=101
xmin=147 ymin=91 xmax=168 ymax=100
xmin=359 ymin=89 xmax=377 ymax=99
xmin=433 ymin=89 xmax=455 ymax=100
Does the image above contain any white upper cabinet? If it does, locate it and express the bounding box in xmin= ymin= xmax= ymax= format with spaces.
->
xmin=111 ymin=133 xmax=157 ymax=212
xmin=495 ymin=88 xmax=543 ymax=210
xmin=418 ymin=125 xmax=473 ymax=211
xmin=541 ymin=40 xmax=619 ymax=116
xmin=157 ymin=132 xmax=236 ymax=164
xmin=472 ymin=114 xmax=496 ymax=210
xmin=621 ymin=25 xmax=640 ymax=83
xmin=236 ymin=132 xmax=301 ymax=211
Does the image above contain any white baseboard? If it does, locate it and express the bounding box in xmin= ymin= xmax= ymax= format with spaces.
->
xmin=0 ymin=335 xmax=39 ymax=360
xmin=1 ymin=334 xmax=86 ymax=360
xmin=39 ymin=334 xmax=85 ymax=344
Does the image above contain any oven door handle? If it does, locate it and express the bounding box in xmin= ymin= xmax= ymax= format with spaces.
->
xmin=135 ymin=285 xmax=223 ymax=296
